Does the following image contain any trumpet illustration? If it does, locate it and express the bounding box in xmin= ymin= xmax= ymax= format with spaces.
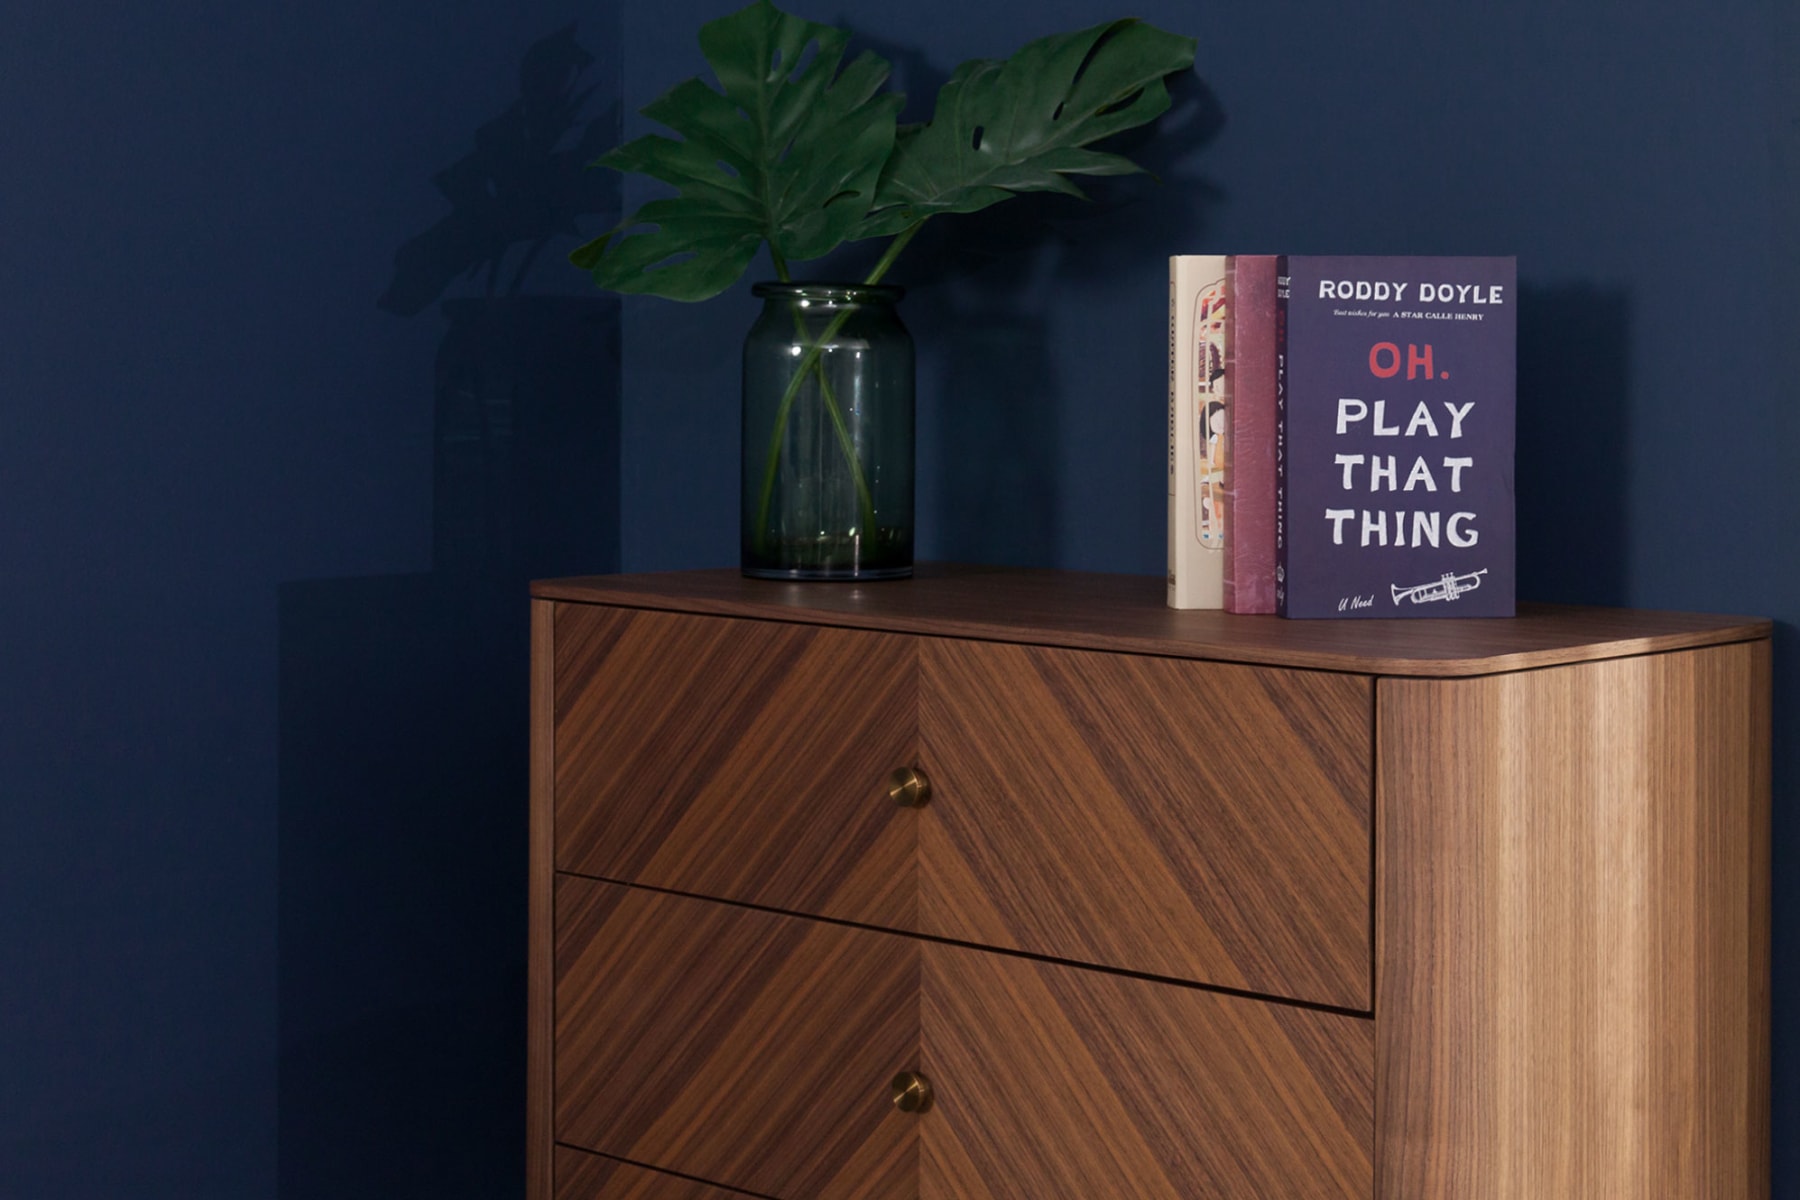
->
xmin=1392 ymin=568 xmax=1489 ymax=606
xmin=1192 ymin=276 xmax=1228 ymax=551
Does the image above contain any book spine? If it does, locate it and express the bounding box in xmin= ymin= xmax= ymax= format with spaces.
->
xmin=1224 ymin=255 xmax=1279 ymax=614
xmin=1220 ymin=256 xmax=1239 ymax=610
xmin=1167 ymin=255 xmax=1227 ymax=609
xmin=1167 ymin=260 xmax=1179 ymax=606
xmin=1274 ymin=258 xmax=1290 ymax=617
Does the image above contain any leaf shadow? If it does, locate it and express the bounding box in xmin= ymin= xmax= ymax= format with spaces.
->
xmin=379 ymin=24 xmax=620 ymax=316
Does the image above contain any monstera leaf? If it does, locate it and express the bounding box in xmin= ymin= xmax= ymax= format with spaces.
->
xmin=569 ymin=1 xmax=902 ymax=301
xmin=859 ymin=20 xmax=1196 ymax=238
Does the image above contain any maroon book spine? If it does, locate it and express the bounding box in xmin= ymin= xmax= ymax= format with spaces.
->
xmin=1223 ymin=255 xmax=1280 ymax=614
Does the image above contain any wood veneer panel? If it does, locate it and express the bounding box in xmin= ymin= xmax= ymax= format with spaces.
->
xmin=919 ymin=942 xmax=1373 ymax=1198
xmin=554 ymin=1146 xmax=765 ymax=1199
xmin=554 ymin=605 xmax=919 ymax=929
xmin=529 ymin=600 xmax=556 ymax=1200
xmin=531 ymin=565 xmax=1769 ymax=676
xmin=554 ymin=880 xmax=920 ymax=1200
xmin=1376 ymin=641 xmax=1771 ymax=1198
xmin=921 ymin=639 xmax=1372 ymax=1008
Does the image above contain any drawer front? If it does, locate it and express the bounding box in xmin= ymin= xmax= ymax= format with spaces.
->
xmin=554 ymin=1146 xmax=765 ymax=1199
xmin=921 ymin=639 xmax=1373 ymax=1009
xmin=555 ymin=881 xmax=1371 ymax=1200
xmin=554 ymin=878 xmax=920 ymax=1200
xmin=921 ymin=941 xmax=1373 ymax=1200
xmin=554 ymin=604 xmax=920 ymax=929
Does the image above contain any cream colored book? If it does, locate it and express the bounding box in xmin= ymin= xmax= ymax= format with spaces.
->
xmin=1167 ymin=254 xmax=1228 ymax=608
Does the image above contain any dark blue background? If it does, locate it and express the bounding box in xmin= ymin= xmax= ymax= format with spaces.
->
xmin=3 ymin=0 xmax=1794 ymax=1194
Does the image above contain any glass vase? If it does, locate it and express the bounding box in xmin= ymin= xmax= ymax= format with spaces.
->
xmin=741 ymin=282 xmax=914 ymax=580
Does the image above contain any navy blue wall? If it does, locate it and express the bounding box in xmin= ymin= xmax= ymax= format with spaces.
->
xmin=0 ymin=2 xmax=620 ymax=1195
xmin=2 ymin=0 xmax=1795 ymax=1194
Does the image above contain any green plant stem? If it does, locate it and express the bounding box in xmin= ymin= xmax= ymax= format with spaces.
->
xmin=769 ymin=255 xmax=878 ymax=551
xmin=751 ymin=220 xmax=926 ymax=556
xmin=863 ymin=220 xmax=922 ymax=284
xmin=814 ymin=353 xmax=880 ymax=542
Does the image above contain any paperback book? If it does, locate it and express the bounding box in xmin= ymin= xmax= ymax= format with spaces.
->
xmin=1167 ymin=255 xmax=1227 ymax=609
xmin=1275 ymin=255 xmax=1516 ymax=618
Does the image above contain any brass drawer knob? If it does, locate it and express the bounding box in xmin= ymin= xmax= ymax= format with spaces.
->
xmin=891 ymin=1070 xmax=934 ymax=1114
xmin=888 ymin=766 xmax=932 ymax=808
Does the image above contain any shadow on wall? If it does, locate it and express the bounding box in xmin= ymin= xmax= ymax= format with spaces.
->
xmin=378 ymin=25 xmax=617 ymax=319
xmin=1513 ymin=284 xmax=1630 ymax=607
xmin=277 ymin=27 xmax=620 ymax=1200
xmin=822 ymin=38 xmax=1226 ymax=566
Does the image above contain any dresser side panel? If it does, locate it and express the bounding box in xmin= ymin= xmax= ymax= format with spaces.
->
xmin=1376 ymin=642 xmax=1771 ymax=1198
xmin=529 ymin=599 xmax=557 ymax=1200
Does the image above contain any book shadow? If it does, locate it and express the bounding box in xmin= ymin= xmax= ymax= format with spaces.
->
xmin=1513 ymin=283 xmax=1630 ymax=606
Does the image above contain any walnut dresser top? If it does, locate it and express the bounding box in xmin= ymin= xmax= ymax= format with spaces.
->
xmin=531 ymin=561 xmax=1769 ymax=677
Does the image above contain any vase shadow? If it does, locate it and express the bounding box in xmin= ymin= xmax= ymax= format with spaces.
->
xmin=279 ymin=19 xmax=621 ymax=1194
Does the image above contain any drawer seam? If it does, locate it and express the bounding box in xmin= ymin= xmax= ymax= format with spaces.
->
xmin=552 ymin=869 xmax=1374 ymax=1021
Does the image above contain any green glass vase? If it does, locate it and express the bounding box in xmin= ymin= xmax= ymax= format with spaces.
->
xmin=741 ymin=282 xmax=914 ymax=580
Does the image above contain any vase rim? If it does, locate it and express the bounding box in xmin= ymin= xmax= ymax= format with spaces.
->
xmin=752 ymin=280 xmax=904 ymax=303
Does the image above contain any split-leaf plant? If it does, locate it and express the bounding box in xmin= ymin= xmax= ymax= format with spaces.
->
xmin=572 ymin=0 xmax=1196 ymax=550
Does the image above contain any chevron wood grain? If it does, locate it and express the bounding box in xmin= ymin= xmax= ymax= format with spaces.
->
xmin=554 ymin=1146 xmax=765 ymax=1199
xmin=1376 ymin=642 xmax=1770 ymax=1198
xmin=554 ymin=604 xmax=920 ymax=929
xmin=554 ymin=879 xmax=921 ymax=1200
xmin=553 ymin=877 xmax=1372 ymax=1200
xmin=920 ymin=639 xmax=1372 ymax=1009
xmin=918 ymin=941 xmax=1373 ymax=1199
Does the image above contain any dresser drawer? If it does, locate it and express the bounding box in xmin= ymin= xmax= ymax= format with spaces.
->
xmin=554 ymin=604 xmax=920 ymax=929
xmin=554 ymin=879 xmax=1372 ymax=1200
xmin=554 ymin=600 xmax=1372 ymax=1010
xmin=554 ymin=878 xmax=919 ymax=1200
xmin=922 ymin=639 xmax=1373 ymax=1008
xmin=921 ymin=933 xmax=1373 ymax=1199
xmin=554 ymin=1146 xmax=764 ymax=1199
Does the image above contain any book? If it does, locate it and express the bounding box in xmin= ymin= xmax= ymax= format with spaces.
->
xmin=1221 ymin=255 xmax=1279 ymax=613
xmin=1274 ymin=255 xmax=1516 ymax=618
xmin=1167 ymin=254 xmax=1228 ymax=608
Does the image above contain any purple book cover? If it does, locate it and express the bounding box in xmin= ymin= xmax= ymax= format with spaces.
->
xmin=1276 ymin=255 xmax=1516 ymax=619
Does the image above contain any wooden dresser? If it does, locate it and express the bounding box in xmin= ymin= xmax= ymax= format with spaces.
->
xmin=528 ymin=566 xmax=1770 ymax=1200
